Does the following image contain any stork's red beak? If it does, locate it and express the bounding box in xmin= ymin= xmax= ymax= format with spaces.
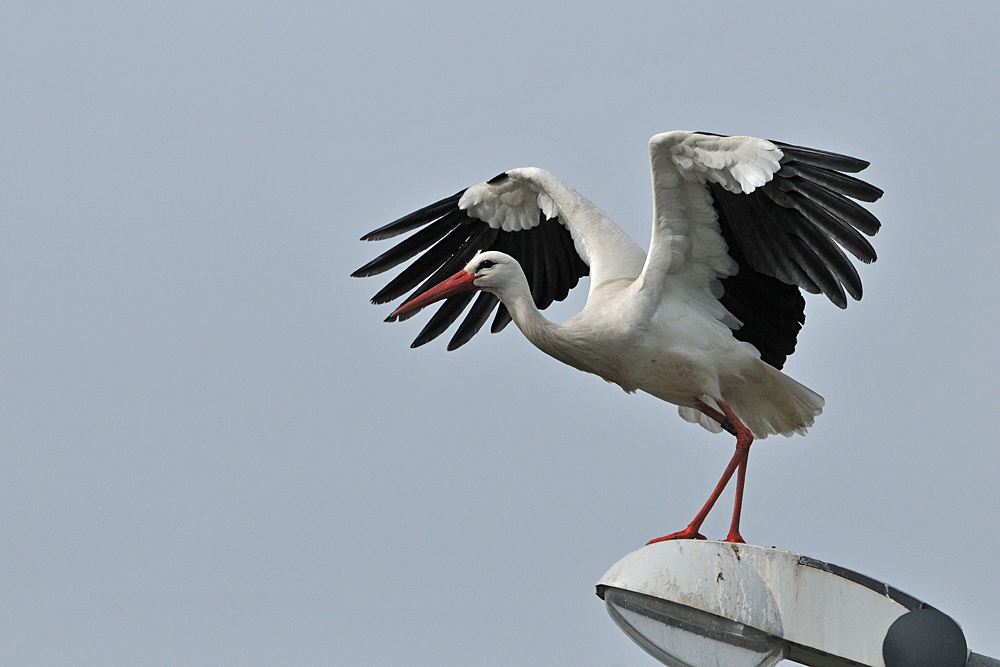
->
xmin=388 ymin=270 xmax=479 ymax=321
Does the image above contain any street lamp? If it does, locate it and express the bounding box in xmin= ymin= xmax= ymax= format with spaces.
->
xmin=597 ymin=541 xmax=997 ymax=667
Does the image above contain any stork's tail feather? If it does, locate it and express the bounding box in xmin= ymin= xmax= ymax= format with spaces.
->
xmin=681 ymin=362 xmax=825 ymax=439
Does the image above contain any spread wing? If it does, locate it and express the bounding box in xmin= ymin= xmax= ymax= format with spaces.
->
xmin=353 ymin=167 xmax=646 ymax=350
xmin=643 ymin=131 xmax=883 ymax=368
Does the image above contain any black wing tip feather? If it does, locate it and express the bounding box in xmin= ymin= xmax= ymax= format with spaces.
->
xmin=778 ymin=161 xmax=885 ymax=206
xmin=491 ymin=305 xmax=513 ymax=333
xmin=408 ymin=290 xmax=479 ymax=349
xmin=773 ymin=140 xmax=871 ymax=174
xmin=447 ymin=292 xmax=501 ymax=351
xmin=383 ymin=309 xmax=411 ymax=323
xmin=353 ymin=210 xmax=469 ymax=279
xmin=358 ymin=190 xmax=464 ymax=242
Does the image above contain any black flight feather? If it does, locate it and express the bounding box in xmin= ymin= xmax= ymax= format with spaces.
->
xmin=360 ymin=191 xmax=464 ymax=241
xmin=449 ymin=292 xmax=500 ymax=351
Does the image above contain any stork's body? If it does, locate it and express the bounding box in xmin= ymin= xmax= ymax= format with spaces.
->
xmin=496 ymin=263 xmax=820 ymax=432
xmin=354 ymin=132 xmax=882 ymax=542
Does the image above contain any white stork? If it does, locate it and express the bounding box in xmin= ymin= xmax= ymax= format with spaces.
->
xmin=353 ymin=131 xmax=882 ymax=544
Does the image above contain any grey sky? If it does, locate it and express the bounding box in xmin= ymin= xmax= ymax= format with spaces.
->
xmin=2 ymin=2 xmax=998 ymax=665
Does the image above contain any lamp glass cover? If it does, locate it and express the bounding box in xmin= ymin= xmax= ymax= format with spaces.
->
xmin=604 ymin=587 xmax=786 ymax=667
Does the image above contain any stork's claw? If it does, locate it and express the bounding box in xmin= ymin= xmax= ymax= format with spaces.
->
xmin=723 ymin=531 xmax=745 ymax=544
xmin=647 ymin=526 xmax=706 ymax=544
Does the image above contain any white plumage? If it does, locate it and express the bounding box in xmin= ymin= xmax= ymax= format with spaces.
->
xmin=354 ymin=131 xmax=882 ymax=543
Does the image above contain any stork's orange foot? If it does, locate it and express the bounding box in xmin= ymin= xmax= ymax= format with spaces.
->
xmin=723 ymin=531 xmax=745 ymax=544
xmin=647 ymin=525 xmax=706 ymax=544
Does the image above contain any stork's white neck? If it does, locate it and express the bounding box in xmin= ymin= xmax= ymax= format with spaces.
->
xmin=496 ymin=280 xmax=558 ymax=351
xmin=491 ymin=266 xmax=639 ymax=394
xmin=494 ymin=270 xmax=602 ymax=379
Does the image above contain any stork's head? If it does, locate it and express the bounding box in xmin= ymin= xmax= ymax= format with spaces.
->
xmin=462 ymin=251 xmax=523 ymax=294
xmin=388 ymin=251 xmax=520 ymax=321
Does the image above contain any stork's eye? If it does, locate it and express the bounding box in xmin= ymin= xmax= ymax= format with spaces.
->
xmin=479 ymin=259 xmax=495 ymax=270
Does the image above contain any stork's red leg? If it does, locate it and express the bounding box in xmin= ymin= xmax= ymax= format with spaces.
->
xmin=717 ymin=399 xmax=752 ymax=544
xmin=648 ymin=398 xmax=753 ymax=544
xmin=726 ymin=451 xmax=748 ymax=544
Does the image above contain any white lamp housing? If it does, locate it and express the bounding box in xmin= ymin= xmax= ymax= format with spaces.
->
xmin=598 ymin=541 xmax=959 ymax=667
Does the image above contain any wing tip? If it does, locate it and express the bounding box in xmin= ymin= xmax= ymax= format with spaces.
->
xmin=774 ymin=141 xmax=872 ymax=174
xmin=352 ymin=265 xmax=377 ymax=278
xmin=359 ymin=229 xmax=396 ymax=242
xmin=384 ymin=309 xmax=422 ymax=323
